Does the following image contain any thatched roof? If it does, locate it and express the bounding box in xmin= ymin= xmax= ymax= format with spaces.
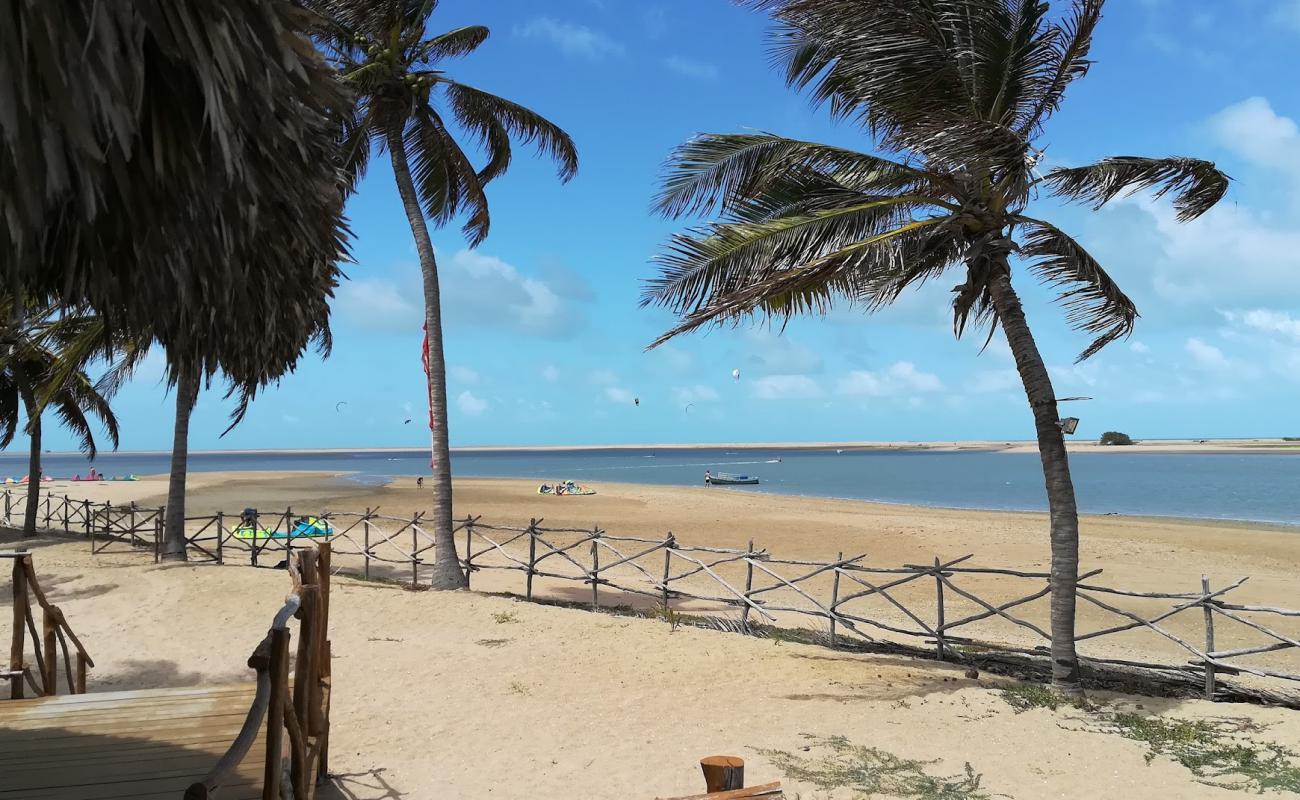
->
xmin=1 ymin=0 xmax=352 ymax=392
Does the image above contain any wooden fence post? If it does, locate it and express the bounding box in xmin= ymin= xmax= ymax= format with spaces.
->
xmin=4 ymin=489 xmax=10 ymax=524
xmin=62 ymin=496 xmax=69 ymax=534
xmin=362 ymin=509 xmax=371 ymax=581
xmin=1202 ymin=574 xmax=1216 ymax=700
xmin=661 ymin=534 xmax=675 ymax=609
xmin=740 ymin=539 xmax=755 ymax=632
xmin=411 ymin=516 xmax=419 ymax=587
xmin=10 ymin=554 xmax=27 ymax=699
xmin=263 ymin=626 xmax=291 ymax=800
xmin=934 ymin=557 xmax=946 ymax=661
xmin=701 ymin=756 xmax=744 ymax=793
xmin=463 ymin=518 xmax=473 ymax=590
xmin=83 ymin=500 xmax=90 ymax=540
xmin=42 ymin=608 xmax=56 ymax=695
xmin=590 ymin=529 xmax=601 ymax=610
xmin=829 ymin=551 xmax=843 ymax=649
xmin=216 ymin=511 xmax=224 ymax=564
xmin=525 ymin=519 xmax=538 ymax=602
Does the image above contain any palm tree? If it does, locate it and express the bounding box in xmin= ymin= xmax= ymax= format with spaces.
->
xmin=0 ymin=301 xmax=121 ymax=536
xmin=643 ymin=0 xmax=1229 ymax=692
xmin=311 ymin=0 xmax=578 ymax=589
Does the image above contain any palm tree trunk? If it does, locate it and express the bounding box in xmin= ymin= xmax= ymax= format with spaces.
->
xmin=987 ymin=266 xmax=1082 ymax=693
xmin=161 ymin=365 xmax=200 ymax=561
xmin=386 ymin=128 xmax=467 ymax=590
xmin=18 ymin=384 xmax=41 ymax=537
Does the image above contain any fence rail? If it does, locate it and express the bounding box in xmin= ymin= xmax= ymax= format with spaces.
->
xmin=3 ymin=549 xmax=94 ymax=699
xmin=8 ymin=490 xmax=1300 ymax=703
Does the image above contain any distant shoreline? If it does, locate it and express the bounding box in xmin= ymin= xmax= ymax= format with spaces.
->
xmin=12 ymin=437 xmax=1300 ymax=457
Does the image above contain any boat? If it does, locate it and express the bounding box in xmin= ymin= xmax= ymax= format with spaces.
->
xmin=231 ymin=516 xmax=334 ymax=542
xmin=706 ymin=472 xmax=759 ymax=486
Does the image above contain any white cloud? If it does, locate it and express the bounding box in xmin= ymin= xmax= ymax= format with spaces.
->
xmin=449 ymin=366 xmax=480 ymax=385
xmin=969 ymin=369 xmax=1021 ymax=394
xmin=1206 ymin=97 xmax=1300 ymax=178
xmin=443 ymin=249 xmax=590 ymax=339
xmin=1185 ymin=337 xmax=1230 ymax=369
xmin=457 ymin=390 xmax=488 ymax=416
xmin=1224 ymin=309 xmax=1300 ymax=342
xmin=604 ymin=386 xmax=636 ymax=404
xmin=1131 ymin=197 xmax=1300 ymax=307
xmin=1049 ymin=362 xmax=1101 ymax=389
xmin=1129 ymin=341 xmax=1151 ymax=354
xmin=836 ymin=362 xmax=944 ymax=397
xmin=541 ymin=365 xmax=560 ymax=383
xmin=672 ymin=385 xmax=720 ymax=405
xmin=664 ymin=56 xmax=719 ymax=80
xmin=751 ymin=375 xmax=823 ymax=400
xmin=515 ymin=18 xmax=623 ymax=59
xmin=334 ymin=278 xmax=422 ymax=332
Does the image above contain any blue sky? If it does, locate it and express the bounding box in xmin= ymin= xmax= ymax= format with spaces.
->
xmin=42 ymin=0 xmax=1300 ymax=451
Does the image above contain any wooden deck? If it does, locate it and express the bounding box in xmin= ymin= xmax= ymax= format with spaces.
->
xmin=0 ymin=683 xmax=266 ymax=799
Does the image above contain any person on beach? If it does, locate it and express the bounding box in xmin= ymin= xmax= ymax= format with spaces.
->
xmin=704 ymin=470 xmax=712 ymax=485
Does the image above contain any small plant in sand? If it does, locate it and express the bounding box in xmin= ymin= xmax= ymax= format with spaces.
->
xmin=507 ymin=681 xmax=531 ymax=696
xmin=492 ymin=610 xmax=520 ymax=625
xmin=654 ymin=603 xmax=684 ymax=632
xmin=757 ymin=735 xmax=993 ymax=800
xmin=1000 ymin=685 xmax=1300 ymax=792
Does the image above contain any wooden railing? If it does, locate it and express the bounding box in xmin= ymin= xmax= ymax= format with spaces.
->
xmin=3 ymin=550 xmax=94 ymax=699
xmin=184 ymin=543 xmax=332 ymax=800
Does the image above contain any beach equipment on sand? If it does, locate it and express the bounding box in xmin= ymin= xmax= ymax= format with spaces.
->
xmin=705 ymin=472 xmax=759 ymax=486
xmin=232 ymin=515 xmax=333 ymax=541
xmin=538 ymin=480 xmax=596 ymax=496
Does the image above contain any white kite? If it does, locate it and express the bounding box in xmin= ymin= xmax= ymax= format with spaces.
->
xmin=731 ymin=368 xmax=741 ymax=382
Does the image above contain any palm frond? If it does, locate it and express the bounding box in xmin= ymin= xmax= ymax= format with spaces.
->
xmin=406 ymin=109 xmax=491 ymax=244
xmin=647 ymin=217 xmax=954 ymax=346
xmin=442 ymin=80 xmax=579 ymax=184
xmin=415 ymin=26 xmax=490 ymax=62
xmin=1016 ymin=0 xmax=1103 ymax=137
xmin=654 ymin=133 xmax=948 ymax=220
xmin=1043 ymin=156 xmax=1230 ymax=222
xmin=1016 ymin=216 xmax=1137 ymax=360
xmin=646 ymin=198 xmax=947 ymax=315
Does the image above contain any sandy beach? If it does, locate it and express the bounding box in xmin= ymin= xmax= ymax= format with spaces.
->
xmin=5 ymin=472 xmax=1300 ymax=798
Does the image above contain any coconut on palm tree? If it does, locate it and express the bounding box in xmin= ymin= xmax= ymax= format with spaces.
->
xmin=0 ymin=301 xmax=122 ymax=536
xmin=644 ymin=0 xmax=1229 ymax=691
xmin=311 ymin=0 xmax=579 ymax=589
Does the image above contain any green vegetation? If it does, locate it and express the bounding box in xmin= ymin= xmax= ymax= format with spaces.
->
xmin=507 ymin=681 xmax=530 ymax=696
xmin=491 ymin=610 xmax=520 ymax=625
xmin=1107 ymin=713 xmax=1300 ymax=793
xmin=757 ymin=735 xmax=993 ymax=800
xmin=1000 ymin=685 xmax=1300 ymax=792
xmin=653 ymin=603 xmax=685 ymax=632
xmin=1000 ymin=684 xmax=1096 ymax=713
xmin=1099 ymin=431 xmax=1135 ymax=446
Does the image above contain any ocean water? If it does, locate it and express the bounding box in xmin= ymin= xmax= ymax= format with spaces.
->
xmin=1 ymin=446 xmax=1297 ymax=526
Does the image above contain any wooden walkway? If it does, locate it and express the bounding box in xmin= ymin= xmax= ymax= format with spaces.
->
xmin=0 ymin=683 xmax=266 ymax=799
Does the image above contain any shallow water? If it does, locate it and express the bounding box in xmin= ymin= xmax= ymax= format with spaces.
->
xmin=4 ymin=447 xmax=1297 ymax=526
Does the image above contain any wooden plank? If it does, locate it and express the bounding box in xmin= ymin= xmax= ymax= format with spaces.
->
xmin=658 ymin=781 xmax=784 ymax=799
xmin=0 ymin=683 xmax=266 ymax=799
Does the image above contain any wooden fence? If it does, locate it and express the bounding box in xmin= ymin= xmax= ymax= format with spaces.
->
xmin=186 ymin=543 xmax=332 ymax=800
xmin=8 ymin=490 xmax=1300 ymax=703
xmin=2 ymin=549 xmax=94 ymax=699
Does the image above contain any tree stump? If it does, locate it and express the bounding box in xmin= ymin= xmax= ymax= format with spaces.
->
xmin=701 ymin=756 xmax=744 ymax=792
